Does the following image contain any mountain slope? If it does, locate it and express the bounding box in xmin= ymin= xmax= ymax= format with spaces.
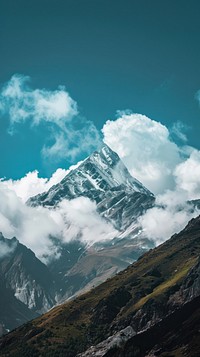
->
xmin=0 ymin=279 xmax=38 ymax=337
xmin=0 ymin=233 xmax=57 ymax=314
xmin=1 ymin=215 xmax=200 ymax=356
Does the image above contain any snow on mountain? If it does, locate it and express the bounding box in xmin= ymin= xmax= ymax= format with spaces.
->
xmin=28 ymin=144 xmax=154 ymax=231
xmin=28 ymin=145 xmax=152 ymax=204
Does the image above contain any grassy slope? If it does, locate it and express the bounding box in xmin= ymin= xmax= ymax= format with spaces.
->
xmin=0 ymin=217 xmax=200 ymax=356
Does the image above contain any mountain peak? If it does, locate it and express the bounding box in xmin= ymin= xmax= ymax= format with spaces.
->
xmin=91 ymin=143 xmax=119 ymax=168
xmin=28 ymin=144 xmax=152 ymax=208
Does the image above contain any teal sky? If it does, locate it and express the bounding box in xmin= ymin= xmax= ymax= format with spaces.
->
xmin=1 ymin=0 xmax=200 ymax=179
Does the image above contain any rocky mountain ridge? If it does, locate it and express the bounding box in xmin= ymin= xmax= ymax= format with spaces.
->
xmin=0 ymin=278 xmax=38 ymax=337
xmin=0 ymin=233 xmax=57 ymax=314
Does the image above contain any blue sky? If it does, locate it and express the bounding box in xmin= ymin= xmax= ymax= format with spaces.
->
xmin=1 ymin=0 xmax=200 ymax=179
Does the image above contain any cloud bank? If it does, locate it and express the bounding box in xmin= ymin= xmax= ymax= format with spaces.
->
xmin=0 ymin=74 xmax=100 ymax=162
xmin=0 ymin=238 xmax=17 ymax=259
xmin=1 ymin=168 xmax=68 ymax=202
xmin=1 ymin=160 xmax=84 ymax=203
xmin=174 ymin=150 xmax=200 ymax=200
xmin=138 ymin=191 xmax=198 ymax=245
xmin=0 ymin=183 xmax=116 ymax=262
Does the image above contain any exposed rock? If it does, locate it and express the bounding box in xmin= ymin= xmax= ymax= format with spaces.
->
xmin=0 ymin=233 xmax=57 ymax=314
xmin=78 ymin=326 xmax=136 ymax=356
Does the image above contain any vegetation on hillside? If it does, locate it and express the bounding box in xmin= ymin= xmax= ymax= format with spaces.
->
xmin=0 ymin=217 xmax=200 ymax=356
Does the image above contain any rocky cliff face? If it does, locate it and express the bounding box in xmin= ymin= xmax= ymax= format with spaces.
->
xmin=0 ymin=278 xmax=38 ymax=337
xmin=0 ymin=233 xmax=57 ymax=314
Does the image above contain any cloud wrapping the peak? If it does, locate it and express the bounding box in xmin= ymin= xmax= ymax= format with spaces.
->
xmin=138 ymin=190 xmax=199 ymax=246
xmin=0 ymin=184 xmax=60 ymax=260
xmin=174 ymin=150 xmax=200 ymax=200
xmin=54 ymin=197 xmax=117 ymax=244
xmin=0 ymin=74 xmax=100 ymax=162
xmin=0 ymin=183 xmax=117 ymax=262
xmin=102 ymin=113 xmax=182 ymax=194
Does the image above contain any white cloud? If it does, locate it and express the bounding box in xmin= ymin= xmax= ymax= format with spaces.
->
xmin=102 ymin=113 xmax=182 ymax=194
xmin=55 ymin=197 xmax=117 ymax=244
xmin=174 ymin=150 xmax=200 ymax=200
xmin=0 ymin=183 xmax=117 ymax=262
xmin=170 ymin=121 xmax=188 ymax=143
xmin=0 ymin=184 xmax=61 ymax=261
xmin=0 ymin=74 xmax=100 ymax=161
xmin=1 ymin=74 xmax=77 ymax=128
xmin=41 ymin=120 xmax=100 ymax=161
xmin=0 ymin=160 xmax=85 ymax=203
xmin=0 ymin=168 xmax=68 ymax=202
xmin=0 ymin=239 xmax=17 ymax=259
xmin=138 ymin=190 xmax=199 ymax=245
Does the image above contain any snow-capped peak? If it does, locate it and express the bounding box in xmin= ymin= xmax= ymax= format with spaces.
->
xmin=28 ymin=144 xmax=152 ymax=207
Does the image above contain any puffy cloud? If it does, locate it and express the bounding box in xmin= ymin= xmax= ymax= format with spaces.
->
xmin=0 ymin=239 xmax=17 ymax=259
xmin=0 ymin=184 xmax=61 ymax=261
xmin=0 ymin=183 xmax=117 ymax=263
xmin=0 ymin=160 xmax=84 ymax=202
xmin=0 ymin=74 xmax=100 ymax=161
xmin=137 ymin=147 xmax=200 ymax=245
xmin=0 ymin=169 xmax=68 ymax=202
xmin=102 ymin=113 xmax=182 ymax=194
xmin=0 ymin=74 xmax=77 ymax=128
xmin=138 ymin=190 xmax=199 ymax=245
xmin=174 ymin=150 xmax=200 ymax=200
xmin=55 ymin=197 xmax=117 ymax=244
